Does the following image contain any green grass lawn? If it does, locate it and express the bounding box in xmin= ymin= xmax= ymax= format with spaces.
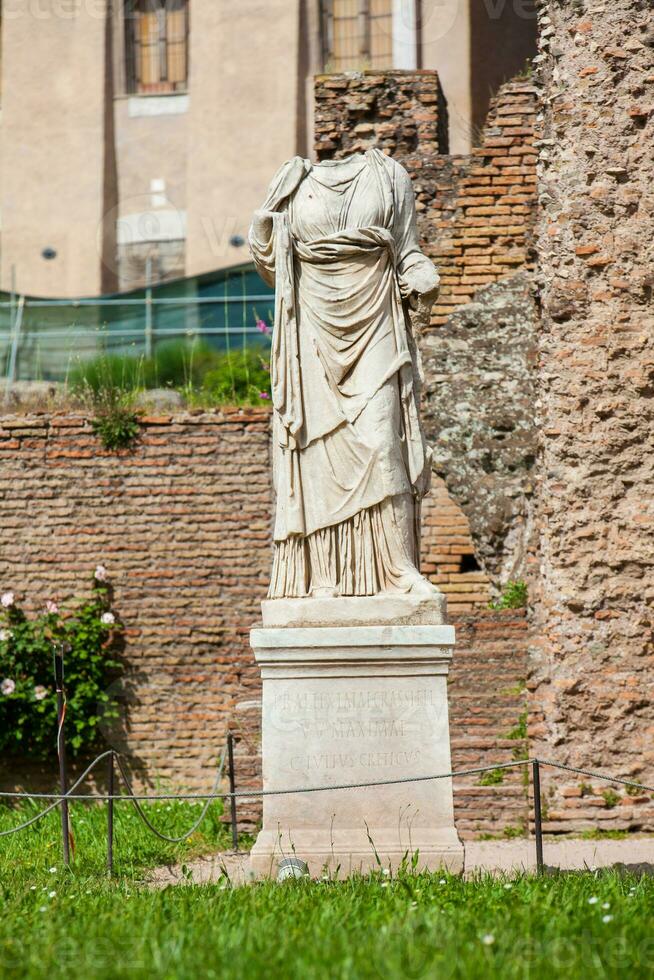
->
xmin=1 ymin=801 xmax=653 ymax=979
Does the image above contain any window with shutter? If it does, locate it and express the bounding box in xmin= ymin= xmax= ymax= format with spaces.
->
xmin=125 ymin=0 xmax=189 ymax=95
xmin=322 ymin=0 xmax=393 ymax=71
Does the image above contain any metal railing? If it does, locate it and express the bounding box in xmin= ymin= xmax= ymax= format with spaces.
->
xmin=0 ymin=259 xmax=275 ymax=386
xmin=0 ymin=294 xmax=274 ymax=388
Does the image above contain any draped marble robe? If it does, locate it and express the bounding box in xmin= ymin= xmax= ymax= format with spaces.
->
xmin=249 ymin=149 xmax=440 ymax=598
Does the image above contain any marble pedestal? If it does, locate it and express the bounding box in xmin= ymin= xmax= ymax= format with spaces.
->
xmin=249 ymin=597 xmax=463 ymax=878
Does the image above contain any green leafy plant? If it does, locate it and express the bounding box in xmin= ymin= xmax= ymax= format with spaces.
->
xmin=479 ymin=767 xmax=505 ymax=786
xmin=68 ymin=311 xmax=274 ymax=409
xmin=489 ymin=580 xmax=528 ymax=610
xmin=581 ymin=828 xmax=630 ymax=841
xmin=602 ymin=789 xmax=620 ymax=810
xmin=73 ymin=355 xmax=142 ymax=451
xmin=0 ymin=569 xmax=123 ymax=759
xmin=500 ymin=681 xmax=526 ymax=696
xmin=505 ymin=712 xmax=528 ymax=741
xmin=91 ymin=398 xmax=140 ymax=451
xmin=187 ymin=349 xmax=272 ymax=406
xmin=503 ymin=820 xmax=527 ymax=839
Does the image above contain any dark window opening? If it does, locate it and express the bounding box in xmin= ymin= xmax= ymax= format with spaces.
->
xmin=459 ymin=553 xmax=481 ymax=573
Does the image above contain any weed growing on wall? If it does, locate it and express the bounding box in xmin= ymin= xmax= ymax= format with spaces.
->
xmin=479 ymin=767 xmax=505 ymax=786
xmin=90 ymin=390 xmax=141 ymax=451
xmin=72 ymin=354 xmax=141 ymax=451
xmin=489 ymin=580 xmax=528 ymax=610
xmin=0 ymin=569 xmax=123 ymax=759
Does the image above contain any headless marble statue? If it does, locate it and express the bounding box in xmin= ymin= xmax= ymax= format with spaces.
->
xmin=249 ymin=149 xmax=441 ymax=599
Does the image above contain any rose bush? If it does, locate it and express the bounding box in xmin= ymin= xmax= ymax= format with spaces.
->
xmin=0 ymin=569 xmax=123 ymax=759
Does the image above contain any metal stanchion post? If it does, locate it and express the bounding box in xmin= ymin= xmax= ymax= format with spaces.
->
xmin=532 ymin=759 xmax=544 ymax=875
xmin=54 ymin=644 xmax=70 ymax=866
xmin=144 ymin=255 xmax=153 ymax=358
xmin=107 ymin=751 xmax=115 ymax=875
xmin=227 ymin=733 xmax=239 ymax=851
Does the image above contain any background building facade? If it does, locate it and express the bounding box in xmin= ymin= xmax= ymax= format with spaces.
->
xmin=0 ymin=0 xmax=537 ymax=298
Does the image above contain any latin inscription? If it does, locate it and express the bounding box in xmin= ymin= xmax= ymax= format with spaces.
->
xmin=273 ymin=690 xmax=436 ymax=712
xmin=269 ymin=686 xmax=443 ymax=770
xmin=290 ymin=750 xmax=421 ymax=772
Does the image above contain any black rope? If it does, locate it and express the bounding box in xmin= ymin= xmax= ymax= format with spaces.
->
xmin=0 ymin=758 xmax=532 ymax=803
xmin=0 ymin=751 xmax=114 ymax=837
xmin=114 ymin=748 xmax=228 ymax=844
xmin=537 ymin=760 xmax=654 ymax=796
xmin=2 ymin=756 xmax=652 ymax=842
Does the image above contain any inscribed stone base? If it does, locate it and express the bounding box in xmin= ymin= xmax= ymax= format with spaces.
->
xmin=249 ymin=604 xmax=463 ymax=878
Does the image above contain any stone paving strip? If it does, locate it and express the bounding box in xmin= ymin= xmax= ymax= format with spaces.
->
xmin=148 ymin=838 xmax=654 ymax=888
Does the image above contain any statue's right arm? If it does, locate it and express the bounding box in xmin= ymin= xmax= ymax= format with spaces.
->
xmin=249 ymin=157 xmax=309 ymax=286
xmin=248 ymin=210 xmax=277 ymax=287
xmin=251 ymin=210 xmax=274 ymax=243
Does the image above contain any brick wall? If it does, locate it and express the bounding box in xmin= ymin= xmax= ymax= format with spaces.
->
xmin=0 ymin=410 xmax=271 ymax=786
xmin=530 ymin=0 xmax=654 ymax=832
xmin=422 ymin=478 xmax=490 ymax=612
xmin=449 ymin=611 xmax=529 ymax=839
xmin=314 ymin=70 xmax=538 ymax=335
xmin=314 ymin=69 xmax=449 ymax=162
xmin=427 ymin=80 xmax=538 ymax=327
xmin=1 ymin=410 xmax=531 ymax=835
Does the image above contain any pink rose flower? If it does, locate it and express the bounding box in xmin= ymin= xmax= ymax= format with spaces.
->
xmin=94 ymin=565 xmax=107 ymax=582
xmin=1 ymin=678 xmax=16 ymax=696
xmin=45 ymin=600 xmax=59 ymax=615
xmin=101 ymin=612 xmax=115 ymax=626
xmin=1 ymin=592 xmax=14 ymax=608
xmin=34 ymin=685 xmax=48 ymax=701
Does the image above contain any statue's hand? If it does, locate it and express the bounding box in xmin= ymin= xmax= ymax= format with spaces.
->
xmin=407 ymin=267 xmax=440 ymax=308
xmin=251 ymin=209 xmax=275 ymax=242
xmin=399 ymin=263 xmax=440 ymax=309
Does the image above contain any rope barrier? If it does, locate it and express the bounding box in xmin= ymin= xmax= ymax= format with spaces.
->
xmin=2 ymin=752 xmax=652 ymax=852
xmin=2 ymin=756 xmax=652 ymax=811
xmin=537 ymin=760 xmax=654 ymax=796
xmin=114 ymin=748 xmax=228 ymax=844
xmin=0 ymin=751 xmax=113 ymax=837
xmin=0 ymin=758 xmax=532 ymax=804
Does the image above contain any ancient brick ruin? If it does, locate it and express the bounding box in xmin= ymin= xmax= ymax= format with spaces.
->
xmin=0 ymin=411 xmax=528 ymax=838
xmin=2 ymin=6 xmax=653 ymax=838
xmin=530 ymin=0 xmax=654 ymax=832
